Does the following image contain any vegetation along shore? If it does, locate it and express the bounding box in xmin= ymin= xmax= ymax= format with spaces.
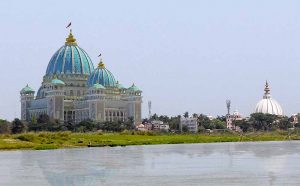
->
xmin=1 ymin=112 xmax=300 ymax=150
xmin=0 ymin=131 xmax=300 ymax=150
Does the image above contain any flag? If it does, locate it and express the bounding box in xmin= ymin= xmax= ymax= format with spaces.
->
xmin=66 ymin=22 xmax=71 ymax=28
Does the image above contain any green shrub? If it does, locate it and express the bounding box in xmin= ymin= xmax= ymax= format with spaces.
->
xmin=15 ymin=134 xmax=36 ymax=142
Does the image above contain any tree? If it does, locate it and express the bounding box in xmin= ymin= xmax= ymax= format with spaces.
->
xmin=250 ymin=113 xmax=277 ymax=131
xmin=183 ymin=112 xmax=189 ymax=118
xmin=76 ymin=119 xmax=96 ymax=132
xmin=169 ymin=116 xmax=180 ymax=131
xmin=192 ymin=113 xmax=198 ymax=118
xmin=37 ymin=113 xmax=50 ymax=124
xmin=0 ymin=119 xmax=11 ymax=134
xmin=182 ymin=125 xmax=189 ymax=132
xmin=212 ymin=119 xmax=226 ymax=129
xmin=124 ymin=117 xmax=135 ymax=130
xmin=151 ymin=113 xmax=158 ymax=120
xmin=197 ymin=114 xmax=212 ymax=129
xmin=234 ymin=119 xmax=253 ymax=132
xmin=158 ymin=115 xmax=170 ymax=123
xmin=28 ymin=114 xmax=61 ymax=132
xmin=11 ymin=118 xmax=26 ymax=134
xmin=216 ymin=115 xmax=226 ymax=122
xmin=277 ymin=117 xmax=292 ymax=130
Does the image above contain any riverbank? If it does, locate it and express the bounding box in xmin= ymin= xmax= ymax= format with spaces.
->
xmin=0 ymin=130 xmax=299 ymax=150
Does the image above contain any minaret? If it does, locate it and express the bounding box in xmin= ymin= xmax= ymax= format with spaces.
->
xmin=127 ymin=83 xmax=142 ymax=125
xmin=20 ymin=84 xmax=35 ymax=121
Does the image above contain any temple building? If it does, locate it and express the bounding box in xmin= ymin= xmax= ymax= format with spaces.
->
xmin=20 ymin=30 xmax=142 ymax=125
xmin=255 ymin=81 xmax=283 ymax=116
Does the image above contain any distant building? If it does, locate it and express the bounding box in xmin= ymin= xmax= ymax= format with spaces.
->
xmin=144 ymin=122 xmax=153 ymax=131
xmin=137 ymin=124 xmax=146 ymax=131
xmin=291 ymin=113 xmax=299 ymax=128
xmin=159 ymin=123 xmax=170 ymax=131
xmin=152 ymin=120 xmax=170 ymax=131
xmin=139 ymin=120 xmax=170 ymax=131
xmin=180 ymin=118 xmax=198 ymax=132
xmin=207 ymin=115 xmax=214 ymax=120
xmin=152 ymin=120 xmax=163 ymax=131
xmin=226 ymin=110 xmax=243 ymax=131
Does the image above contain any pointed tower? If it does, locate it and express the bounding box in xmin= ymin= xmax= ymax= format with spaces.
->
xmin=20 ymin=84 xmax=35 ymax=121
xmin=127 ymin=83 xmax=142 ymax=125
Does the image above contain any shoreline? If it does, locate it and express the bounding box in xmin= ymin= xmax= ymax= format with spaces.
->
xmin=0 ymin=131 xmax=299 ymax=151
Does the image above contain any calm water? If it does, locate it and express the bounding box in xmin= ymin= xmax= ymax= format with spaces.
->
xmin=0 ymin=141 xmax=300 ymax=186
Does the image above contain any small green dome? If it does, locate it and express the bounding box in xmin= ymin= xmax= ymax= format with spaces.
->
xmin=51 ymin=77 xmax=65 ymax=85
xmin=20 ymin=84 xmax=35 ymax=94
xmin=116 ymin=81 xmax=126 ymax=90
xmin=128 ymin=83 xmax=141 ymax=92
xmin=92 ymin=83 xmax=105 ymax=89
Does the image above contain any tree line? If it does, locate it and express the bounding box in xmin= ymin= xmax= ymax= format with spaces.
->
xmin=145 ymin=112 xmax=300 ymax=132
xmin=0 ymin=114 xmax=135 ymax=134
xmin=0 ymin=112 xmax=299 ymax=134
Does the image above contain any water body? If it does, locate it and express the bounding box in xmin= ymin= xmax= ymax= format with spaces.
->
xmin=0 ymin=141 xmax=300 ymax=186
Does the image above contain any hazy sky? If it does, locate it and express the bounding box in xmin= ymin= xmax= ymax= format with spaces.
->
xmin=1 ymin=0 xmax=300 ymax=121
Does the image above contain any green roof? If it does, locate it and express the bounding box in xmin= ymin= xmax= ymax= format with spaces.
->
xmin=20 ymin=84 xmax=34 ymax=94
xmin=92 ymin=83 xmax=105 ymax=89
xmin=116 ymin=82 xmax=126 ymax=89
xmin=51 ymin=78 xmax=65 ymax=85
xmin=128 ymin=83 xmax=141 ymax=92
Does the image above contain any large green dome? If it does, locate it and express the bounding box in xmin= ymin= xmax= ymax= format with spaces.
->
xmin=45 ymin=30 xmax=94 ymax=75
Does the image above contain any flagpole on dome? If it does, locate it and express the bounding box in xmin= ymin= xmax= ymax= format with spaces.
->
xmin=98 ymin=53 xmax=105 ymax=68
xmin=65 ymin=22 xmax=77 ymax=45
xmin=66 ymin=22 xmax=72 ymax=30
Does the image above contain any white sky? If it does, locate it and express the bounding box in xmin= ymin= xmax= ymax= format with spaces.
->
xmin=1 ymin=0 xmax=300 ymax=120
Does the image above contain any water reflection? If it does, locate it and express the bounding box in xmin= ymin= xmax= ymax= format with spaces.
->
xmin=0 ymin=141 xmax=299 ymax=186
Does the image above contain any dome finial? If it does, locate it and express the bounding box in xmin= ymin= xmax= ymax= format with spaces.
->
xmin=264 ymin=80 xmax=270 ymax=94
xmin=65 ymin=29 xmax=77 ymax=45
xmin=263 ymin=80 xmax=271 ymax=99
xmin=98 ymin=58 xmax=105 ymax=69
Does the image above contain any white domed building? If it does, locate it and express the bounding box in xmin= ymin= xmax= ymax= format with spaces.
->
xmin=20 ymin=30 xmax=142 ymax=125
xmin=255 ymin=81 xmax=283 ymax=116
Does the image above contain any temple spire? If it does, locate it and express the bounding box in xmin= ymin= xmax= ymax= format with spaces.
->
xmin=264 ymin=80 xmax=270 ymax=94
xmin=263 ymin=80 xmax=271 ymax=98
xmin=98 ymin=58 xmax=105 ymax=69
xmin=65 ymin=29 xmax=77 ymax=45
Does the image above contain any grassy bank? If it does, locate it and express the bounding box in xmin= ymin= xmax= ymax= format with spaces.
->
xmin=0 ymin=130 xmax=300 ymax=150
